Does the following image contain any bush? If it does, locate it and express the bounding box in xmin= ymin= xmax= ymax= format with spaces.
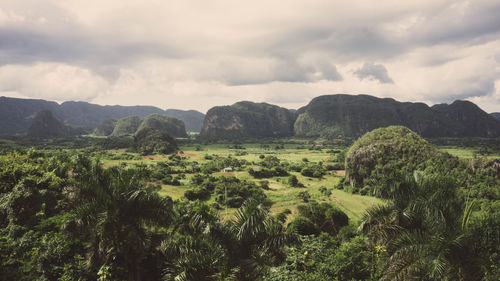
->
xmin=259 ymin=180 xmax=270 ymax=190
xmin=297 ymin=191 xmax=311 ymax=202
xmin=288 ymin=175 xmax=301 ymax=187
xmin=184 ymin=188 xmax=211 ymax=201
xmin=301 ymin=167 xmax=325 ymax=178
xmin=287 ymin=216 xmax=320 ymax=235
xmin=326 ymin=163 xmax=344 ymax=171
xmin=214 ymin=177 xmax=266 ymax=208
xmin=319 ymin=186 xmax=332 ymax=197
xmin=133 ymin=128 xmax=177 ymax=155
xmin=297 ymin=202 xmax=349 ymax=236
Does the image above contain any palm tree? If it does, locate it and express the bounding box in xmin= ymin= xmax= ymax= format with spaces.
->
xmin=161 ymin=202 xmax=228 ymax=281
xmin=360 ymin=173 xmax=480 ymax=281
xmin=72 ymin=156 xmax=174 ymax=281
xmin=162 ymin=199 xmax=294 ymax=281
xmin=219 ymin=199 xmax=294 ymax=280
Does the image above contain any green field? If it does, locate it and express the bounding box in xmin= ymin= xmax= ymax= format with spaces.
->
xmin=102 ymin=142 xmax=383 ymax=221
xmin=438 ymin=146 xmax=500 ymax=159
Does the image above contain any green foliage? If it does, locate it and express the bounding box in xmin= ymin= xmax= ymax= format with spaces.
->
xmin=294 ymin=94 xmax=500 ymax=138
xmin=136 ymin=113 xmax=188 ymax=137
xmin=346 ymin=126 xmax=445 ymax=189
xmin=133 ymin=127 xmax=178 ymax=155
xmin=111 ymin=116 xmax=142 ymax=136
xmin=287 ymin=175 xmax=303 ymax=187
xmin=184 ymin=188 xmax=211 ymax=201
xmin=297 ymin=191 xmax=311 ymax=203
xmin=73 ymin=156 xmax=174 ymax=280
xmin=294 ymin=201 xmax=349 ymax=236
xmin=300 ymin=165 xmax=325 ymax=178
xmin=287 ymin=216 xmax=319 ymax=235
xmin=201 ymin=101 xmax=296 ymax=140
xmin=213 ymin=177 xmax=266 ymax=208
xmin=345 ymin=126 xmax=500 ymax=204
xmin=27 ymin=110 xmax=79 ymax=139
xmin=165 ymin=108 xmax=205 ymax=133
xmin=93 ymin=119 xmax=116 ymax=136
xmin=0 ymin=136 xmax=498 ymax=281
xmin=164 ymin=199 xmax=294 ymax=281
xmin=265 ymin=235 xmax=376 ymax=281
xmin=360 ymin=174 xmax=483 ymax=280
xmin=249 ymin=166 xmax=288 ymax=178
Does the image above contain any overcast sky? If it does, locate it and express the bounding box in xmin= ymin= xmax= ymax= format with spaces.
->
xmin=0 ymin=0 xmax=499 ymax=113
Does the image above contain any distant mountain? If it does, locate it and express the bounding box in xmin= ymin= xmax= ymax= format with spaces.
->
xmin=294 ymin=94 xmax=500 ymax=138
xmin=0 ymin=96 xmax=200 ymax=135
xmin=0 ymin=96 xmax=60 ymax=135
xmin=27 ymin=110 xmax=68 ymax=138
xmin=3 ymin=95 xmax=499 ymax=139
xmin=94 ymin=119 xmax=117 ymax=136
xmin=431 ymin=101 xmax=500 ymax=137
xmin=110 ymin=114 xmax=188 ymax=138
xmin=111 ymin=116 xmax=143 ymax=137
xmin=165 ymin=109 xmax=205 ymax=132
xmin=492 ymin=113 xmax=500 ymax=122
xmin=137 ymin=114 xmax=188 ymax=138
xmin=27 ymin=110 xmax=89 ymax=138
xmin=200 ymin=101 xmax=296 ymax=139
xmin=58 ymin=101 xmax=165 ymax=128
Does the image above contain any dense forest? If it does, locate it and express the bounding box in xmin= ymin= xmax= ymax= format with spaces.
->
xmin=0 ymin=125 xmax=498 ymax=281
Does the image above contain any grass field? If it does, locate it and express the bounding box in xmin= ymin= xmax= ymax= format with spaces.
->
xmin=102 ymin=142 xmax=383 ymax=222
xmin=438 ymin=146 xmax=500 ymax=159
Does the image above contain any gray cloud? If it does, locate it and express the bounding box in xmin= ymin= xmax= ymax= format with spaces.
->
xmin=354 ymin=63 xmax=393 ymax=83
xmin=0 ymin=0 xmax=498 ymax=112
xmin=220 ymin=59 xmax=342 ymax=86
xmin=0 ymin=27 xmax=186 ymax=79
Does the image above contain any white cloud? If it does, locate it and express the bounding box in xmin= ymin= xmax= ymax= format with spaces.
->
xmin=0 ymin=0 xmax=498 ymax=112
xmin=0 ymin=63 xmax=109 ymax=102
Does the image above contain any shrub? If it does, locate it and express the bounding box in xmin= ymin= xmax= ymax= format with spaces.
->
xmin=287 ymin=216 xmax=320 ymax=235
xmin=184 ymin=188 xmax=211 ymax=201
xmin=297 ymin=191 xmax=311 ymax=202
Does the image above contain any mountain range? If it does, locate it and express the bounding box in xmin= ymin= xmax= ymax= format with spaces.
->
xmin=202 ymin=95 xmax=500 ymax=139
xmin=0 ymin=96 xmax=204 ymax=135
xmin=1 ymin=94 xmax=499 ymax=139
xmin=293 ymin=95 xmax=500 ymax=138
xmin=492 ymin=112 xmax=500 ymax=122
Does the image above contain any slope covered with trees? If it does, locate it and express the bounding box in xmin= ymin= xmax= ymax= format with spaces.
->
xmin=110 ymin=116 xmax=143 ymax=136
xmin=345 ymin=126 xmax=499 ymax=202
xmin=294 ymin=94 xmax=500 ymax=138
xmin=0 ymin=97 xmax=201 ymax=135
xmin=490 ymin=112 xmax=500 ymax=122
xmin=200 ymin=101 xmax=296 ymax=139
xmin=137 ymin=114 xmax=188 ymax=138
xmin=93 ymin=119 xmax=117 ymax=136
xmin=27 ymin=110 xmax=90 ymax=139
xmin=165 ymin=109 xmax=205 ymax=132
xmin=0 ymin=131 xmax=498 ymax=280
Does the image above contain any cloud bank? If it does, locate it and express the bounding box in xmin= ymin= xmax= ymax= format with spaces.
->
xmin=0 ymin=0 xmax=499 ymax=112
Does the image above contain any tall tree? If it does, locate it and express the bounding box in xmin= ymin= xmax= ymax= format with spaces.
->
xmin=72 ymin=155 xmax=173 ymax=281
xmin=360 ymin=174 xmax=480 ymax=281
xmin=162 ymin=199 xmax=294 ymax=281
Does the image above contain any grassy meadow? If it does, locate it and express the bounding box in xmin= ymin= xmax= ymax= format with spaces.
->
xmin=97 ymin=139 xmax=499 ymax=222
xmin=101 ymin=141 xmax=383 ymax=221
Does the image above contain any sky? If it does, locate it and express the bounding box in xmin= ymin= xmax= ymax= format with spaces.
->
xmin=0 ymin=0 xmax=499 ymax=113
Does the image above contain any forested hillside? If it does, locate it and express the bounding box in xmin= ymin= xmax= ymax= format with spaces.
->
xmin=3 ymin=94 xmax=499 ymax=139
xmin=0 ymin=97 xmax=204 ymax=135
xmin=294 ymin=95 xmax=500 ymax=138
xmin=165 ymin=109 xmax=205 ymax=132
xmin=200 ymin=101 xmax=297 ymax=139
xmin=491 ymin=112 xmax=500 ymax=121
xmin=0 ymin=125 xmax=498 ymax=280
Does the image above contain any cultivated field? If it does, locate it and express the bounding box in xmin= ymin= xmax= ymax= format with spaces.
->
xmin=102 ymin=141 xmax=383 ymax=221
